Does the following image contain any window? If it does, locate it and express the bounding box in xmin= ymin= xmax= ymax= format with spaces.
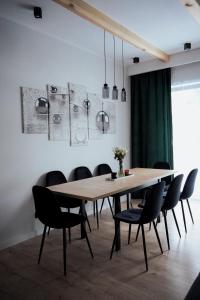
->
xmin=172 ymin=85 xmax=200 ymax=198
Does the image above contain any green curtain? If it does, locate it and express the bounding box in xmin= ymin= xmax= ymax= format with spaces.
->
xmin=130 ymin=68 xmax=173 ymax=168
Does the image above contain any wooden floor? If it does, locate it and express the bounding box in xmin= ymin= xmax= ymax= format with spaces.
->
xmin=0 ymin=199 xmax=199 ymax=300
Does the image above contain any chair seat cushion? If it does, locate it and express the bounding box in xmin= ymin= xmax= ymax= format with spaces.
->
xmin=114 ymin=208 xmax=142 ymax=224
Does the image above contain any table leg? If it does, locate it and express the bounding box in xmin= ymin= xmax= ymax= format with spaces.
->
xmin=80 ymin=201 xmax=86 ymax=239
xmin=114 ymin=194 xmax=121 ymax=251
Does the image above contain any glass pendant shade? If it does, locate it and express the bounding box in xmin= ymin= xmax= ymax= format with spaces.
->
xmin=121 ymin=87 xmax=126 ymax=102
xmin=102 ymin=83 xmax=109 ymax=99
xmin=112 ymin=85 xmax=118 ymax=100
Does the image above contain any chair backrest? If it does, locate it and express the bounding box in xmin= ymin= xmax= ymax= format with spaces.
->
xmin=181 ymin=168 xmax=198 ymax=200
xmin=73 ymin=166 xmax=92 ymax=180
xmin=140 ymin=181 xmax=165 ymax=224
xmin=153 ymin=161 xmax=171 ymax=169
xmin=162 ymin=174 xmax=184 ymax=211
xmin=32 ymin=185 xmax=62 ymax=227
xmin=46 ymin=171 xmax=67 ymax=186
xmin=96 ymin=163 xmax=112 ymax=175
xmin=153 ymin=161 xmax=172 ymax=186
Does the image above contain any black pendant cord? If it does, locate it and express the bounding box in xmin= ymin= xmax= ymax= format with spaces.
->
xmin=113 ymin=35 xmax=116 ymax=86
xmin=104 ymin=30 xmax=107 ymax=84
xmin=122 ymin=40 xmax=125 ymax=88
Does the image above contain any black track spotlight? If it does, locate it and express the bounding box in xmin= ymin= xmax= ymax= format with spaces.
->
xmin=34 ymin=7 xmax=42 ymax=19
xmin=184 ymin=42 xmax=191 ymax=51
xmin=133 ymin=57 xmax=139 ymax=64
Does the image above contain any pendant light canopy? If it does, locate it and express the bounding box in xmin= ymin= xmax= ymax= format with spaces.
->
xmin=102 ymin=30 xmax=109 ymax=98
xmin=112 ymin=35 xmax=118 ymax=100
xmin=121 ymin=40 xmax=126 ymax=102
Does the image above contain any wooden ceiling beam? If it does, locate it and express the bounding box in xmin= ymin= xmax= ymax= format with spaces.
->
xmin=54 ymin=0 xmax=169 ymax=62
xmin=179 ymin=0 xmax=200 ymax=25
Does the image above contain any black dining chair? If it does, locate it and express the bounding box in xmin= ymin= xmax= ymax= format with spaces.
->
xmin=96 ymin=164 xmax=114 ymax=216
xmin=138 ymin=161 xmax=172 ymax=209
xmin=73 ymin=166 xmax=99 ymax=229
xmin=161 ymin=174 xmax=184 ymax=250
xmin=136 ymin=174 xmax=184 ymax=250
xmin=46 ymin=170 xmax=91 ymax=239
xmin=179 ymin=168 xmax=198 ymax=233
xmin=32 ymin=185 xmax=94 ymax=276
xmin=110 ymin=181 xmax=165 ymax=271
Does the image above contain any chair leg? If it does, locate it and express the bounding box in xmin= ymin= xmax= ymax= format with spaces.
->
xmin=172 ymin=208 xmax=181 ymax=238
xmin=135 ymin=224 xmax=140 ymax=241
xmin=128 ymin=224 xmax=132 ymax=244
xmin=85 ymin=213 xmax=92 ymax=232
xmin=68 ymin=228 xmax=71 ymax=243
xmin=95 ymin=201 xmax=99 ymax=229
xmin=108 ymin=197 xmax=114 ymax=217
xmin=186 ymin=199 xmax=194 ymax=224
xmin=149 ymin=222 xmax=151 ymax=231
xmin=38 ymin=225 xmax=47 ymax=264
xmin=163 ymin=210 xmax=170 ymax=250
xmin=153 ymin=221 xmax=163 ymax=254
xmin=180 ymin=200 xmax=187 ymax=233
xmin=68 ymin=208 xmax=71 ymax=243
xmin=93 ymin=201 xmax=96 ymax=217
xmin=141 ymin=224 xmax=148 ymax=271
xmin=63 ymin=228 xmax=67 ymax=276
xmin=47 ymin=227 xmax=51 ymax=235
xmin=82 ymin=223 xmax=94 ymax=259
xmin=126 ymin=194 xmax=130 ymax=209
xmin=110 ymin=220 xmax=120 ymax=260
xmin=99 ymin=198 xmax=105 ymax=214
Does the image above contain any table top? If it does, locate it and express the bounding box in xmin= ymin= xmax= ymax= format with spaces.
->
xmin=48 ymin=168 xmax=175 ymax=202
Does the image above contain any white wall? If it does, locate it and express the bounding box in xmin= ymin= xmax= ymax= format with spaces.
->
xmin=171 ymin=61 xmax=200 ymax=86
xmin=0 ymin=17 xmax=130 ymax=250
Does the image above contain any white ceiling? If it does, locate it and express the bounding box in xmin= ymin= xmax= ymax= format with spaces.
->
xmin=1 ymin=0 xmax=200 ymax=65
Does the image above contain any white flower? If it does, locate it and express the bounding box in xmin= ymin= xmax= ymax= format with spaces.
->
xmin=113 ymin=147 xmax=127 ymax=161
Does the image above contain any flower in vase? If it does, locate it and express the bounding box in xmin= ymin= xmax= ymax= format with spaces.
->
xmin=113 ymin=147 xmax=127 ymax=176
xmin=113 ymin=147 xmax=127 ymax=161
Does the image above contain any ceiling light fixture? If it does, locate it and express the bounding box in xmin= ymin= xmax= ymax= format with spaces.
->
xmin=112 ymin=35 xmax=118 ymax=100
xmin=34 ymin=7 xmax=42 ymax=19
xmin=184 ymin=42 xmax=191 ymax=50
xmin=102 ymin=30 xmax=109 ymax=99
xmin=133 ymin=57 xmax=140 ymax=64
xmin=121 ymin=40 xmax=126 ymax=102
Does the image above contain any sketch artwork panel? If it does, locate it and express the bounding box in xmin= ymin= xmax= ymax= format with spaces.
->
xmin=21 ymin=87 xmax=48 ymax=134
xmin=47 ymin=85 xmax=69 ymax=141
xmin=68 ymin=83 xmax=88 ymax=146
xmin=87 ymin=92 xmax=102 ymax=140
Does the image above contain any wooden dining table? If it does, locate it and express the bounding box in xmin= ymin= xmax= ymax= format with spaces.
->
xmin=49 ymin=168 xmax=176 ymax=251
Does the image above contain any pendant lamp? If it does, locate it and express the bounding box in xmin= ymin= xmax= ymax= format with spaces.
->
xmin=121 ymin=40 xmax=126 ymax=102
xmin=112 ymin=35 xmax=118 ymax=100
xmin=102 ymin=30 xmax=109 ymax=98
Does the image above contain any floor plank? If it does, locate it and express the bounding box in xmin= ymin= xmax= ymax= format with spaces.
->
xmin=0 ymin=199 xmax=199 ymax=299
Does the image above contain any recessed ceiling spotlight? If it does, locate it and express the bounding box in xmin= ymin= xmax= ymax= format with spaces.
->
xmin=185 ymin=3 xmax=193 ymax=7
xmin=184 ymin=42 xmax=191 ymax=50
xmin=133 ymin=57 xmax=139 ymax=63
xmin=34 ymin=7 xmax=42 ymax=19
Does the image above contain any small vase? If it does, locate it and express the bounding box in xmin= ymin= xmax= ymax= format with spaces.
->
xmin=118 ymin=160 xmax=124 ymax=177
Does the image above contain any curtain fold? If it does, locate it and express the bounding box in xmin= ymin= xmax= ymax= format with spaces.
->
xmin=130 ymin=68 xmax=173 ymax=168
